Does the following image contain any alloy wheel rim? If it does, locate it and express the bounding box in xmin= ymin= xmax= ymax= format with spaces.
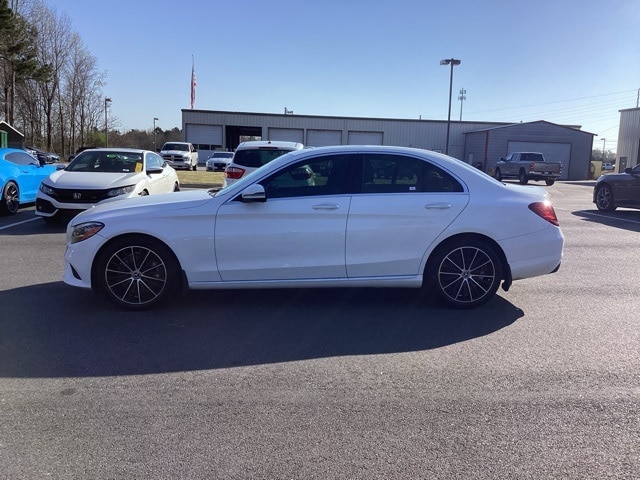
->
xmin=597 ymin=187 xmax=611 ymax=208
xmin=6 ymin=184 xmax=19 ymax=212
xmin=105 ymin=246 xmax=167 ymax=305
xmin=438 ymin=246 xmax=496 ymax=304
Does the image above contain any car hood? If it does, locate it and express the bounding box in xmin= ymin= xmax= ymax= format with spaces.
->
xmin=72 ymin=189 xmax=215 ymax=224
xmin=45 ymin=170 xmax=144 ymax=189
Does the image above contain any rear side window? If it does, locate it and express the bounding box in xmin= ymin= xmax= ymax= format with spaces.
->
xmin=362 ymin=154 xmax=463 ymax=193
xmin=233 ymin=149 xmax=293 ymax=168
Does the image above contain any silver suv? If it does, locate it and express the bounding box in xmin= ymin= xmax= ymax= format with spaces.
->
xmin=223 ymin=141 xmax=304 ymax=187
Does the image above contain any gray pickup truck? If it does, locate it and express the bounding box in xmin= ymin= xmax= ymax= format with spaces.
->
xmin=494 ymin=152 xmax=561 ymax=186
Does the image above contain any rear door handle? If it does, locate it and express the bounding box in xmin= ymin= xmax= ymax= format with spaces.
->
xmin=425 ymin=203 xmax=452 ymax=210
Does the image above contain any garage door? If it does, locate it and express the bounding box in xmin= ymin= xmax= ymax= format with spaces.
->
xmin=307 ymin=129 xmax=342 ymax=147
xmin=268 ymin=128 xmax=304 ymax=143
xmin=186 ymin=124 xmax=223 ymax=146
xmin=348 ymin=131 xmax=383 ymax=145
xmin=508 ymin=141 xmax=571 ymax=180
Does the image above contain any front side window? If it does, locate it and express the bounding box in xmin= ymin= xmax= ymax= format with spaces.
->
xmin=6 ymin=152 xmax=39 ymax=166
xmin=261 ymin=154 xmax=353 ymax=199
xmin=146 ymin=152 xmax=163 ymax=169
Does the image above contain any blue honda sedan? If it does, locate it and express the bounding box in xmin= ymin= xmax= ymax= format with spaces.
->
xmin=0 ymin=147 xmax=59 ymax=215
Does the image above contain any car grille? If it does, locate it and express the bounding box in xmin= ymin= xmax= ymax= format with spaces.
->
xmin=162 ymin=154 xmax=186 ymax=161
xmin=44 ymin=187 xmax=112 ymax=204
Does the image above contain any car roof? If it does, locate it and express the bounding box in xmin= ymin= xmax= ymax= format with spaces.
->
xmin=0 ymin=147 xmax=36 ymax=156
xmin=77 ymin=148 xmax=150 ymax=154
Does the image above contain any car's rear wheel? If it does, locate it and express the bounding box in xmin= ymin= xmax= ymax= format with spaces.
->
xmin=173 ymin=182 xmax=180 ymax=192
xmin=518 ymin=170 xmax=529 ymax=184
xmin=0 ymin=181 xmax=19 ymax=215
xmin=545 ymin=179 xmax=555 ymax=186
xmin=595 ymin=184 xmax=616 ymax=211
xmin=95 ymin=235 xmax=181 ymax=309
xmin=427 ymin=238 xmax=502 ymax=309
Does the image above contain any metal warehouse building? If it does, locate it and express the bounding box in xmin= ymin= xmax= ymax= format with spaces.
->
xmin=182 ymin=109 xmax=595 ymax=180
xmin=617 ymin=107 xmax=640 ymax=171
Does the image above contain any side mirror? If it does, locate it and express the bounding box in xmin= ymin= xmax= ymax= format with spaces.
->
xmin=146 ymin=166 xmax=163 ymax=174
xmin=625 ymin=168 xmax=633 ymax=174
xmin=241 ymin=184 xmax=266 ymax=203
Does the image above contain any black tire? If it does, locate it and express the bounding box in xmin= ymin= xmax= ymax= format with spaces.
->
xmin=545 ymin=179 xmax=555 ymax=186
xmin=518 ymin=170 xmax=529 ymax=185
xmin=173 ymin=182 xmax=180 ymax=192
xmin=427 ymin=238 xmax=502 ymax=309
xmin=595 ymin=184 xmax=616 ymax=211
xmin=95 ymin=235 xmax=181 ymax=309
xmin=192 ymin=164 xmax=197 ymax=171
xmin=494 ymin=168 xmax=502 ymax=181
xmin=0 ymin=181 xmax=20 ymax=215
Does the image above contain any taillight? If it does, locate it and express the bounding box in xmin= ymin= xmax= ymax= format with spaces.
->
xmin=528 ymin=201 xmax=559 ymax=226
xmin=225 ymin=166 xmax=245 ymax=179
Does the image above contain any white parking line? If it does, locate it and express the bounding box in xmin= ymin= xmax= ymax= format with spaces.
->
xmin=0 ymin=216 xmax=40 ymax=231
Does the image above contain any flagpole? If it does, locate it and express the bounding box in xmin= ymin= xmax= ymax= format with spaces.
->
xmin=190 ymin=55 xmax=196 ymax=110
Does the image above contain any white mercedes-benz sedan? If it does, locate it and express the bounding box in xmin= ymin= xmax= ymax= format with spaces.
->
xmin=36 ymin=148 xmax=180 ymax=222
xmin=63 ymin=145 xmax=564 ymax=310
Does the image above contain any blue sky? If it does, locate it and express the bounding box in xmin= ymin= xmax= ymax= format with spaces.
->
xmin=49 ymin=0 xmax=640 ymax=152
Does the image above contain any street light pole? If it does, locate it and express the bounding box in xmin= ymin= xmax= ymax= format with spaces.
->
xmin=440 ymin=58 xmax=461 ymax=156
xmin=601 ymin=138 xmax=606 ymax=162
xmin=153 ymin=117 xmax=159 ymax=151
xmin=104 ymin=97 xmax=112 ymax=147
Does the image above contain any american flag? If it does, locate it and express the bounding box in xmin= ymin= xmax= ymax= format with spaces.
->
xmin=190 ymin=58 xmax=196 ymax=109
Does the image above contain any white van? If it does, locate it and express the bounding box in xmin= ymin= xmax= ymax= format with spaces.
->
xmin=223 ymin=141 xmax=304 ymax=187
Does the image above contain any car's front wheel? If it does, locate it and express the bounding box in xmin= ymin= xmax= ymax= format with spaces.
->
xmin=426 ymin=238 xmax=502 ymax=309
xmin=95 ymin=235 xmax=181 ymax=309
xmin=0 ymin=181 xmax=20 ymax=215
xmin=595 ymin=184 xmax=616 ymax=211
xmin=494 ymin=168 xmax=502 ymax=181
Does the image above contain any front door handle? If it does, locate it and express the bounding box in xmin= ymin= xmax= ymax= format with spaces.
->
xmin=313 ymin=204 xmax=340 ymax=210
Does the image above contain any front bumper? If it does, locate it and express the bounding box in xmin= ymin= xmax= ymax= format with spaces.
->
xmin=36 ymin=196 xmax=93 ymax=218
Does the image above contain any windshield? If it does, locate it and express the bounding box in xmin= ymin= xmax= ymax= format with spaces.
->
xmin=211 ymin=152 xmax=233 ymax=158
xmin=163 ymin=143 xmax=188 ymax=151
xmin=66 ymin=151 xmax=144 ymax=173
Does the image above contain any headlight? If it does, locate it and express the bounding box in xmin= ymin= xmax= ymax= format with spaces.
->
xmin=70 ymin=222 xmax=104 ymax=244
xmin=40 ymin=183 xmax=56 ymax=196
xmin=106 ymin=185 xmax=136 ymax=197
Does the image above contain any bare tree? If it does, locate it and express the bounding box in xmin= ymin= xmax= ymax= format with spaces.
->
xmin=25 ymin=2 xmax=75 ymax=151
xmin=61 ymin=38 xmax=105 ymax=154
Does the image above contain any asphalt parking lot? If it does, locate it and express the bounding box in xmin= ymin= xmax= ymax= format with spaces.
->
xmin=0 ymin=181 xmax=638 ymax=479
